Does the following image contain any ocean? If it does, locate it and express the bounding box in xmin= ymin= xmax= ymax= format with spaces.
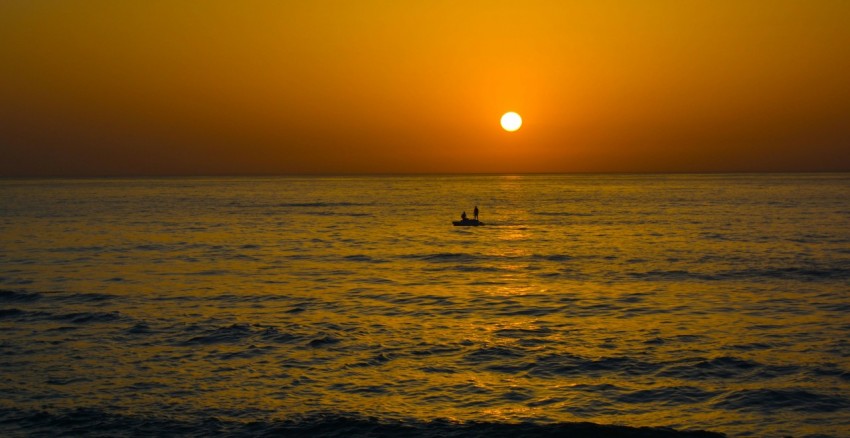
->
xmin=1 ymin=174 xmax=848 ymax=437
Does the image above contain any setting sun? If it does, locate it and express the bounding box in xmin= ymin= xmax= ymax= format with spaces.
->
xmin=500 ymin=112 xmax=522 ymax=132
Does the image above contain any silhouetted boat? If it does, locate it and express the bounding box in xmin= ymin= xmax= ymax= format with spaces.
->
xmin=452 ymin=219 xmax=484 ymax=226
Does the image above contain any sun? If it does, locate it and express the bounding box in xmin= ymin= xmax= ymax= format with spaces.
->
xmin=500 ymin=112 xmax=522 ymax=132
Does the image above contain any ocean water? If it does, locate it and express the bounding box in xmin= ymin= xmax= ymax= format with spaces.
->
xmin=1 ymin=174 xmax=848 ymax=437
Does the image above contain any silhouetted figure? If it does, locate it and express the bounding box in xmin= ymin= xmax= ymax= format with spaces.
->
xmin=473 ymin=206 xmax=479 ymax=220
xmin=461 ymin=211 xmax=468 ymax=220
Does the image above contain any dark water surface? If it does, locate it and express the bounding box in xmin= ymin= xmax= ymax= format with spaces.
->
xmin=1 ymin=174 xmax=849 ymax=437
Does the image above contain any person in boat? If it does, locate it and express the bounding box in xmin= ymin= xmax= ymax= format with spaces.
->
xmin=461 ymin=211 xmax=468 ymax=221
xmin=473 ymin=206 xmax=479 ymax=220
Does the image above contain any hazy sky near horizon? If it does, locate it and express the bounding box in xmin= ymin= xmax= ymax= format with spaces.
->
xmin=2 ymin=1 xmax=849 ymax=176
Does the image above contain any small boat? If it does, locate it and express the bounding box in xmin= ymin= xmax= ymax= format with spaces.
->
xmin=452 ymin=219 xmax=485 ymax=226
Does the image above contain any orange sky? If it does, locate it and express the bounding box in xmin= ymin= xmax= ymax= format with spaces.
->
xmin=2 ymin=1 xmax=849 ymax=176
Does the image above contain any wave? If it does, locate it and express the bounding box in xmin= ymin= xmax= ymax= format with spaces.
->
xmin=424 ymin=265 xmax=505 ymax=273
xmin=0 ymin=308 xmax=123 ymax=324
xmin=343 ymin=254 xmax=389 ymax=263
xmin=0 ymin=408 xmax=724 ymax=437
xmin=658 ymin=356 xmax=798 ymax=380
xmin=51 ymin=311 xmax=123 ymax=324
xmin=278 ymin=202 xmax=372 ymax=208
xmin=402 ymin=252 xmax=482 ymax=262
xmin=534 ymin=211 xmax=594 ymax=217
xmin=532 ymin=254 xmax=574 ymax=262
xmin=714 ymin=388 xmax=850 ymax=413
xmin=615 ymin=386 xmax=718 ymax=406
xmin=0 ymin=290 xmax=41 ymax=302
xmin=52 ymin=292 xmax=117 ymax=303
xmin=352 ymin=291 xmax=455 ymax=307
xmin=626 ymin=267 xmax=850 ymax=282
xmin=176 ymin=323 xmax=299 ymax=346
xmin=0 ymin=289 xmax=116 ymax=303
xmin=224 ymin=201 xmax=374 ymax=209
xmin=464 ymin=349 xmax=812 ymax=385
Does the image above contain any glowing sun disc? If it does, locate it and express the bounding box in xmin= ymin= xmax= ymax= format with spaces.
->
xmin=500 ymin=112 xmax=522 ymax=132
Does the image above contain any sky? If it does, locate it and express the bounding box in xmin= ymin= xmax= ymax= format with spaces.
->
xmin=1 ymin=1 xmax=849 ymax=176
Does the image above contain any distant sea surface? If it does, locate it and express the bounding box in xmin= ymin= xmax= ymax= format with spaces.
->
xmin=1 ymin=174 xmax=849 ymax=437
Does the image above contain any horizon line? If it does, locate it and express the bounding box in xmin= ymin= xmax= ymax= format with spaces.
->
xmin=2 ymin=170 xmax=850 ymax=180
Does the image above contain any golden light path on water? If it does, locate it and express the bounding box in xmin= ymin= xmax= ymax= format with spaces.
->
xmin=1 ymin=174 xmax=849 ymax=437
